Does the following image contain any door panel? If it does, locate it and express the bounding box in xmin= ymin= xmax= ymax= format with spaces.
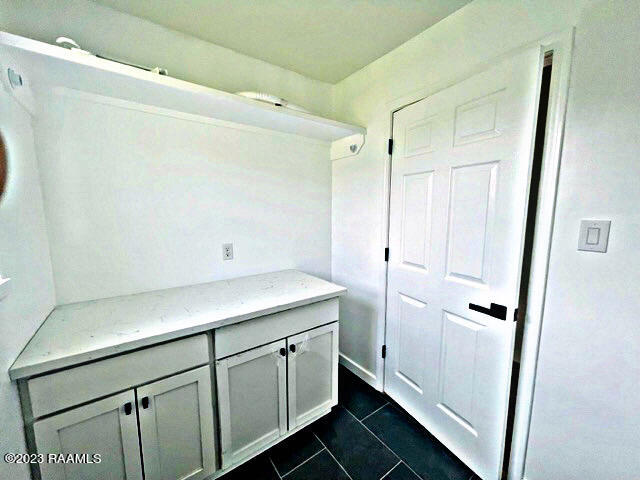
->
xmin=446 ymin=162 xmax=498 ymax=285
xmin=33 ymin=390 xmax=142 ymax=480
xmin=385 ymin=47 xmax=542 ymax=480
xmin=437 ymin=311 xmax=487 ymax=432
xmin=401 ymin=171 xmax=434 ymax=270
xmin=137 ymin=365 xmax=216 ymax=480
xmin=287 ymin=322 xmax=338 ymax=430
xmin=216 ymin=340 xmax=287 ymax=469
xmin=396 ymin=293 xmax=427 ymax=393
xmin=405 ymin=118 xmax=434 ymax=155
xmin=453 ymin=90 xmax=503 ymax=146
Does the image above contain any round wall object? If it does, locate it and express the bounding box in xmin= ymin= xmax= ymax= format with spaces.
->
xmin=0 ymin=134 xmax=6 ymax=202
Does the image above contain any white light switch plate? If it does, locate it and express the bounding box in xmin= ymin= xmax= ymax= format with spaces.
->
xmin=578 ymin=220 xmax=611 ymax=253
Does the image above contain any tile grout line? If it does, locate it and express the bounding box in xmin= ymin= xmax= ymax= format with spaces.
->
xmin=359 ymin=402 xmax=389 ymax=422
xmin=399 ymin=461 xmax=424 ymax=480
xmin=268 ymin=456 xmax=283 ymax=480
xmin=379 ymin=460 xmax=402 ymax=480
xmin=342 ymin=406 xmax=424 ymax=480
xmin=312 ymin=431 xmax=354 ymax=480
xmin=280 ymin=447 xmax=326 ymax=478
xmin=370 ymin=394 xmax=474 ymax=480
xmin=262 ymin=372 xmax=467 ymax=480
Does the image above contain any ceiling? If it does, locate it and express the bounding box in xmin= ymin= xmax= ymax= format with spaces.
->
xmin=89 ymin=0 xmax=470 ymax=84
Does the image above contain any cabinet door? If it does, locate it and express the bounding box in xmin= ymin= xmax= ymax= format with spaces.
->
xmin=216 ymin=339 xmax=287 ymax=469
xmin=33 ymin=390 xmax=142 ymax=480
xmin=287 ymin=322 xmax=339 ymax=429
xmin=137 ymin=365 xmax=216 ymax=480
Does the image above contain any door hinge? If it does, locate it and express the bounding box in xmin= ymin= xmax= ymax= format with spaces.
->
xmin=381 ymin=345 xmax=387 ymax=359
xmin=514 ymin=308 xmax=519 ymax=322
xmin=384 ymin=247 xmax=389 ymax=262
xmin=388 ymin=138 xmax=393 ymax=155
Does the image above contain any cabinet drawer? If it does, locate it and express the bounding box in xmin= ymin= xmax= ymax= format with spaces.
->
xmin=215 ymin=298 xmax=338 ymax=359
xmin=27 ymin=334 xmax=210 ymax=419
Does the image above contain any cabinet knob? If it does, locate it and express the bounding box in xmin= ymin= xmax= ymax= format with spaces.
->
xmin=141 ymin=396 xmax=150 ymax=409
xmin=124 ymin=402 xmax=132 ymax=415
xmin=279 ymin=347 xmax=286 ymax=357
xmin=289 ymin=344 xmax=296 ymax=353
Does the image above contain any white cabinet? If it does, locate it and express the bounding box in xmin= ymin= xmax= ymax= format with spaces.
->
xmin=13 ymin=274 xmax=344 ymax=480
xmin=216 ymin=340 xmax=288 ymax=469
xmin=33 ymin=390 xmax=143 ymax=480
xmin=32 ymin=365 xmax=216 ymax=480
xmin=287 ymin=322 xmax=339 ymax=430
xmin=137 ymin=366 xmax=216 ymax=480
xmin=215 ymin=322 xmax=339 ymax=469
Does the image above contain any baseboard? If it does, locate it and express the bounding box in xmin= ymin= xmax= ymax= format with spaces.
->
xmin=339 ymin=352 xmax=378 ymax=389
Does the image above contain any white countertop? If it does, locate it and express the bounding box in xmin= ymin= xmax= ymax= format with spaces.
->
xmin=10 ymin=270 xmax=345 ymax=380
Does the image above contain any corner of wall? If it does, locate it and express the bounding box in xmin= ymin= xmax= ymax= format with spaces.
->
xmin=0 ymin=85 xmax=56 ymax=480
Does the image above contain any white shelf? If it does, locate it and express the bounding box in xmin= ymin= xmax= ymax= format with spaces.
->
xmin=0 ymin=32 xmax=365 ymax=142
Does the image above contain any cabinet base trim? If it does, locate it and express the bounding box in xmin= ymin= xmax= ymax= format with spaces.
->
xmin=222 ymin=428 xmax=281 ymax=469
xmin=211 ymin=407 xmax=332 ymax=479
xmin=292 ymin=400 xmax=335 ymax=430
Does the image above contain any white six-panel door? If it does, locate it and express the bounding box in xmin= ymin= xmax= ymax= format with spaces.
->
xmin=33 ymin=390 xmax=143 ymax=480
xmin=384 ymin=47 xmax=542 ymax=479
xmin=137 ymin=366 xmax=216 ymax=480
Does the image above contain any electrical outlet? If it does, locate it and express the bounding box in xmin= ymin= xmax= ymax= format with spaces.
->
xmin=222 ymin=243 xmax=234 ymax=260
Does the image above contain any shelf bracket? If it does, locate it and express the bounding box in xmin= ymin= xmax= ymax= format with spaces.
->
xmin=330 ymin=133 xmax=365 ymax=161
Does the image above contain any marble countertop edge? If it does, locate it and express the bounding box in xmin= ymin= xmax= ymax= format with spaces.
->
xmin=9 ymin=271 xmax=346 ymax=381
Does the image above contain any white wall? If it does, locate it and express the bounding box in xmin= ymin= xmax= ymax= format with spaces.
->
xmin=0 ymin=4 xmax=333 ymax=476
xmin=34 ymin=91 xmax=332 ymax=304
xmin=0 ymin=0 xmax=333 ymax=117
xmin=524 ymin=2 xmax=640 ymax=478
xmin=0 ymin=88 xmax=56 ymax=479
xmin=331 ymin=0 xmax=640 ymax=478
xmin=332 ymin=133 xmax=388 ymax=383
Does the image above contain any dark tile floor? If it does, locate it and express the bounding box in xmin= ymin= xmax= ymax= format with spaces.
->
xmin=220 ymin=365 xmax=477 ymax=480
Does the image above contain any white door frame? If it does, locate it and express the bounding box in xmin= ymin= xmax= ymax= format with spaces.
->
xmin=379 ymin=29 xmax=575 ymax=480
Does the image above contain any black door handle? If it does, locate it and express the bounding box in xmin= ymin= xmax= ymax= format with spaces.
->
xmin=124 ymin=402 xmax=132 ymax=415
xmin=468 ymin=302 xmax=508 ymax=320
xmin=279 ymin=347 xmax=286 ymax=357
xmin=141 ymin=396 xmax=150 ymax=409
xmin=289 ymin=344 xmax=296 ymax=353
